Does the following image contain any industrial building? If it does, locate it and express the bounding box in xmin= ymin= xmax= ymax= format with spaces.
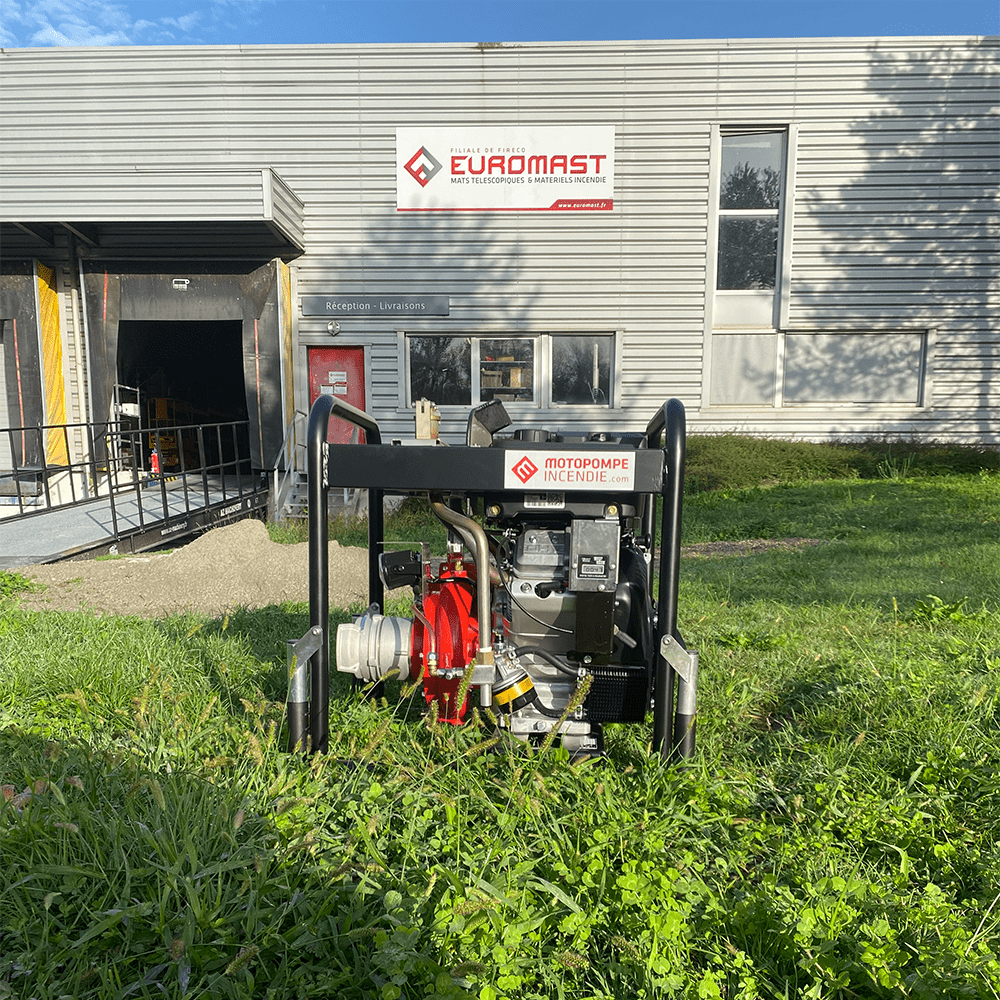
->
xmin=1 ymin=34 xmax=997 ymax=499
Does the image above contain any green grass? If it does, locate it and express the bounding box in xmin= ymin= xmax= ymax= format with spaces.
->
xmin=682 ymin=473 xmax=999 ymax=611
xmin=2 ymin=460 xmax=999 ymax=998
xmin=0 ymin=570 xmax=42 ymax=600
xmin=683 ymin=434 xmax=999 ymax=494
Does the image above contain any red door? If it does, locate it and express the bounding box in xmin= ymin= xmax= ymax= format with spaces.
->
xmin=307 ymin=346 xmax=367 ymax=445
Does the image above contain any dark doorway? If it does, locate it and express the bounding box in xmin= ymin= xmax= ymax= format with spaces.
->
xmin=117 ymin=320 xmax=248 ymax=425
xmin=117 ymin=320 xmax=249 ymax=473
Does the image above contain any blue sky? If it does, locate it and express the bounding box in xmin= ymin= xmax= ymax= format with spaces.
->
xmin=1 ymin=0 xmax=996 ymax=48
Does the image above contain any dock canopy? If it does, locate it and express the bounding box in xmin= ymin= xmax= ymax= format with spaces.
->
xmin=0 ymin=167 xmax=304 ymax=262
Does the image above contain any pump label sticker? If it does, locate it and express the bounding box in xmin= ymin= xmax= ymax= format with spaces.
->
xmin=524 ymin=493 xmax=565 ymax=509
xmin=578 ymin=554 xmax=609 ymax=578
xmin=504 ymin=451 xmax=636 ymax=491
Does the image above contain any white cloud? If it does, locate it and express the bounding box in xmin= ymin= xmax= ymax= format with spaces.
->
xmin=2 ymin=0 xmax=137 ymax=46
xmin=0 ymin=0 xmax=272 ymax=47
xmin=28 ymin=23 xmax=135 ymax=46
xmin=161 ymin=12 xmax=203 ymax=34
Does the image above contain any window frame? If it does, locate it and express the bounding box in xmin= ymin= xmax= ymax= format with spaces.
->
xmin=400 ymin=331 xmax=620 ymax=410
xmin=711 ymin=124 xmax=794 ymax=331
xmin=703 ymin=123 xmax=797 ymax=410
xmin=702 ymin=124 xmax=932 ymax=414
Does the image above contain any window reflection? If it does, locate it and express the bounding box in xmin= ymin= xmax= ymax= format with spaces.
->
xmin=409 ymin=336 xmax=471 ymax=405
xmin=552 ymin=336 xmax=611 ymax=405
xmin=720 ymin=134 xmax=783 ymax=210
xmin=717 ymin=218 xmax=778 ymax=290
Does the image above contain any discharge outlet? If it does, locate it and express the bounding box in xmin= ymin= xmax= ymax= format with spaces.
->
xmin=336 ymin=610 xmax=413 ymax=683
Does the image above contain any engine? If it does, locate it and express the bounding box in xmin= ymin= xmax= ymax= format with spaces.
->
xmin=335 ymin=421 xmax=659 ymax=756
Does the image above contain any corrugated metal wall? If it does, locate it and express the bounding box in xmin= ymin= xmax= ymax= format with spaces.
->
xmin=3 ymin=168 xmax=303 ymax=234
xmin=777 ymin=38 xmax=999 ymax=440
xmin=1 ymin=36 xmax=996 ymax=442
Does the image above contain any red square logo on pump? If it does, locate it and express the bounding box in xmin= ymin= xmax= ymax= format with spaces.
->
xmin=511 ymin=456 xmax=538 ymax=484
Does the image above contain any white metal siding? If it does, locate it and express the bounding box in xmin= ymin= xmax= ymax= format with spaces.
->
xmin=1 ymin=36 xmax=996 ymax=442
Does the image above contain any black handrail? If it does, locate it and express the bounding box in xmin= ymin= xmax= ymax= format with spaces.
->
xmin=1 ymin=418 xmax=258 ymax=537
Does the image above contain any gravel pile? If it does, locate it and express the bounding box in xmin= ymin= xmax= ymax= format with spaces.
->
xmin=14 ymin=519 xmax=377 ymax=618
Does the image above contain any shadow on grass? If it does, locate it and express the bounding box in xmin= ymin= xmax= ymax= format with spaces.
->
xmin=151 ymin=603 xmax=365 ymax=713
xmin=0 ymin=712 xmax=465 ymax=998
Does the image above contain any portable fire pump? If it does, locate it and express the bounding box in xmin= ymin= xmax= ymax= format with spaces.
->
xmin=286 ymin=394 xmax=697 ymax=761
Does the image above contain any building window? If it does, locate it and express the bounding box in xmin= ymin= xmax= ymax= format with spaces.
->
xmin=479 ymin=338 xmax=535 ymax=403
xmin=717 ymin=131 xmax=784 ymax=291
xmin=708 ymin=125 xmax=793 ymax=406
xmin=551 ymin=334 xmax=612 ymax=404
xmin=405 ymin=333 xmax=614 ymax=408
xmin=712 ymin=127 xmax=788 ymax=331
xmin=408 ymin=335 xmax=471 ymax=405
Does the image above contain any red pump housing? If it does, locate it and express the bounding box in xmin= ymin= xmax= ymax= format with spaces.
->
xmin=410 ymin=554 xmax=480 ymax=724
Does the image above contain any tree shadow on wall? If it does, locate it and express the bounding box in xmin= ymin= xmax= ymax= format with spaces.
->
xmin=785 ymin=39 xmax=999 ymax=441
xmin=328 ymin=203 xmax=543 ymax=435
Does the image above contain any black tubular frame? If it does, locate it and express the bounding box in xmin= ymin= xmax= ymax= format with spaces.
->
xmin=306 ymin=393 xmax=382 ymax=755
xmin=302 ymin=394 xmax=694 ymax=761
xmin=644 ymin=398 xmax=691 ymax=761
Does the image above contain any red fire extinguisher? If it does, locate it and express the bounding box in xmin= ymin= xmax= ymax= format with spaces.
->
xmin=150 ymin=448 xmax=160 ymax=475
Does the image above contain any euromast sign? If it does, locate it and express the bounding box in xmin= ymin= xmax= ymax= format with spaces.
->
xmin=396 ymin=126 xmax=615 ymax=212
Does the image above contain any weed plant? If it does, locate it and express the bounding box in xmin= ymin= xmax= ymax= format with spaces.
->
xmin=0 ymin=571 xmax=40 ymax=600
xmin=2 ymin=464 xmax=999 ymax=998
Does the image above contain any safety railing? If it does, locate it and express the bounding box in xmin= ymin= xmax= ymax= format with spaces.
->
xmin=0 ymin=418 xmax=260 ymax=532
xmin=270 ymin=409 xmax=307 ymax=521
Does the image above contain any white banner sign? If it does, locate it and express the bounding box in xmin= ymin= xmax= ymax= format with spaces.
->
xmin=396 ymin=126 xmax=615 ymax=212
xmin=503 ymin=450 xmax=636 ymax=491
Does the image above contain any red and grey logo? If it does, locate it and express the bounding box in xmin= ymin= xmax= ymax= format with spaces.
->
xmin=404 ymin=146 xmax=443 ymax=187
xmin=511 ymin=456 xmax=538 ymax=484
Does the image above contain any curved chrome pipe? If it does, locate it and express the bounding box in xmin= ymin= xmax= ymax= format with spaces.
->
xmin=429 ymin=496 xmax=494 ymax=666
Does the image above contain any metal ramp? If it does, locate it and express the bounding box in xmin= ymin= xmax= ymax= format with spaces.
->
xmin=1 ymin=418 xmax=269 ymax=570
